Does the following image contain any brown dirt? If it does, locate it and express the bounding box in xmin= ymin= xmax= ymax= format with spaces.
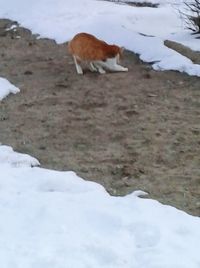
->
xmin=0 ymin=19 xmax=200 ymax=216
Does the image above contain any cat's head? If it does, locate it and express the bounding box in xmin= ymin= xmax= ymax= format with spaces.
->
xmin=114 ymin=46 xmax=125 ymax=63
xmin=106 ymin=45 xmax=125 ymax=62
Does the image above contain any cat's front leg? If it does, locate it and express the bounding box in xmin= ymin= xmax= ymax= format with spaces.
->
xmin=89 ymin=62 xmax=98 ymax=72
xmin=97 ymin=66 xmax=106 ymax=74
xmin=113 ymin=64 xmax=128 ymax=72
xmin=93 ymin=62 xmax=106 ymax=74
xmin=105 ymin=58 xmax=128 ymax=72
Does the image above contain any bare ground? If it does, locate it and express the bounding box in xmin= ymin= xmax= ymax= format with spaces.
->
xmin=0 ymin=19 xmax=200 ymax=216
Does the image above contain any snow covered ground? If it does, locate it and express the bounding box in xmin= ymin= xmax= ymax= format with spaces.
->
xmin=0 ymin=0 xmax=200 ymax=77
xmin=0 ymin=145 xmax=200 ymax=268
xmin=0 ymin=1 xmax=200 ymax=267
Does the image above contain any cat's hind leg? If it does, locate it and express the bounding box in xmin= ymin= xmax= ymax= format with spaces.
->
xmin=73 ymin=56 xmax=83 ymax=74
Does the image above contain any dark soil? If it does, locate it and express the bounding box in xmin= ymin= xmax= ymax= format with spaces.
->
xmin=0 ymin=19 xmax=200 ymax=216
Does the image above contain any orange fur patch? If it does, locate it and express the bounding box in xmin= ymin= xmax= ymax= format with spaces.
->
xmin=68 ymin=33 xmax=123 ymax=62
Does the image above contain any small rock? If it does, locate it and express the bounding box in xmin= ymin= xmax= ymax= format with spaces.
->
xmin=24 ymin=70 xmax=33 ymax=75
xmin=148 ymin=94 xmax=157 ymax=97
xmin=143 ymin=73 xmax=151 ymax=79
xmin=39 ymin=145 xmax=46 ymax=150
xmin=191 ymin=127 xmax=200 ymax=134
xmin=0 ymin=115 xmax=8 ymax=121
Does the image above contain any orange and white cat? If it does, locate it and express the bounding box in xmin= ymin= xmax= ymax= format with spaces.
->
xmin=68 ymin=32 xmax=128 ymax=74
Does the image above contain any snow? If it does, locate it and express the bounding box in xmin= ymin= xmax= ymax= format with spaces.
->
xmin=0 ymin=145 xmax=200 ymax=268
xmin=0 ymin=145 xmax=39 ymax=167
xmin=0 ymin=0 xmax=200 ymax=77
xmin=0 ymin=1 xmax=200 ymax=267
xmin=0 ymin=77 xmax=20 ymax=101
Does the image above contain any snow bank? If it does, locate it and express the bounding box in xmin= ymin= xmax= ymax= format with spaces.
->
xmin=0 ymin=145 xmax=39 ymax=167
xmin=0 ymin=145 xmax=200 ymax=268
xmin=0 ymin=0 xmax=200 ymax=76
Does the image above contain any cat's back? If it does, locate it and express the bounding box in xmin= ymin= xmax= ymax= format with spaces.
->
xmin=68 ymin=32 xmax=110 ymax=61
xmin=71 ymin=32 xmax=99 ymax=43
xmin=68 ymin=33 xmax=101 ymax=52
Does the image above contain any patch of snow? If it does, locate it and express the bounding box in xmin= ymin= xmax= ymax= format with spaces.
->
xmin=0 ymin=77 xmax=20 ymax=101
xmin=0 ymin=145 xmax=40 ymax=167
xmin=5 ymin=24 xmax=18 ymax=31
